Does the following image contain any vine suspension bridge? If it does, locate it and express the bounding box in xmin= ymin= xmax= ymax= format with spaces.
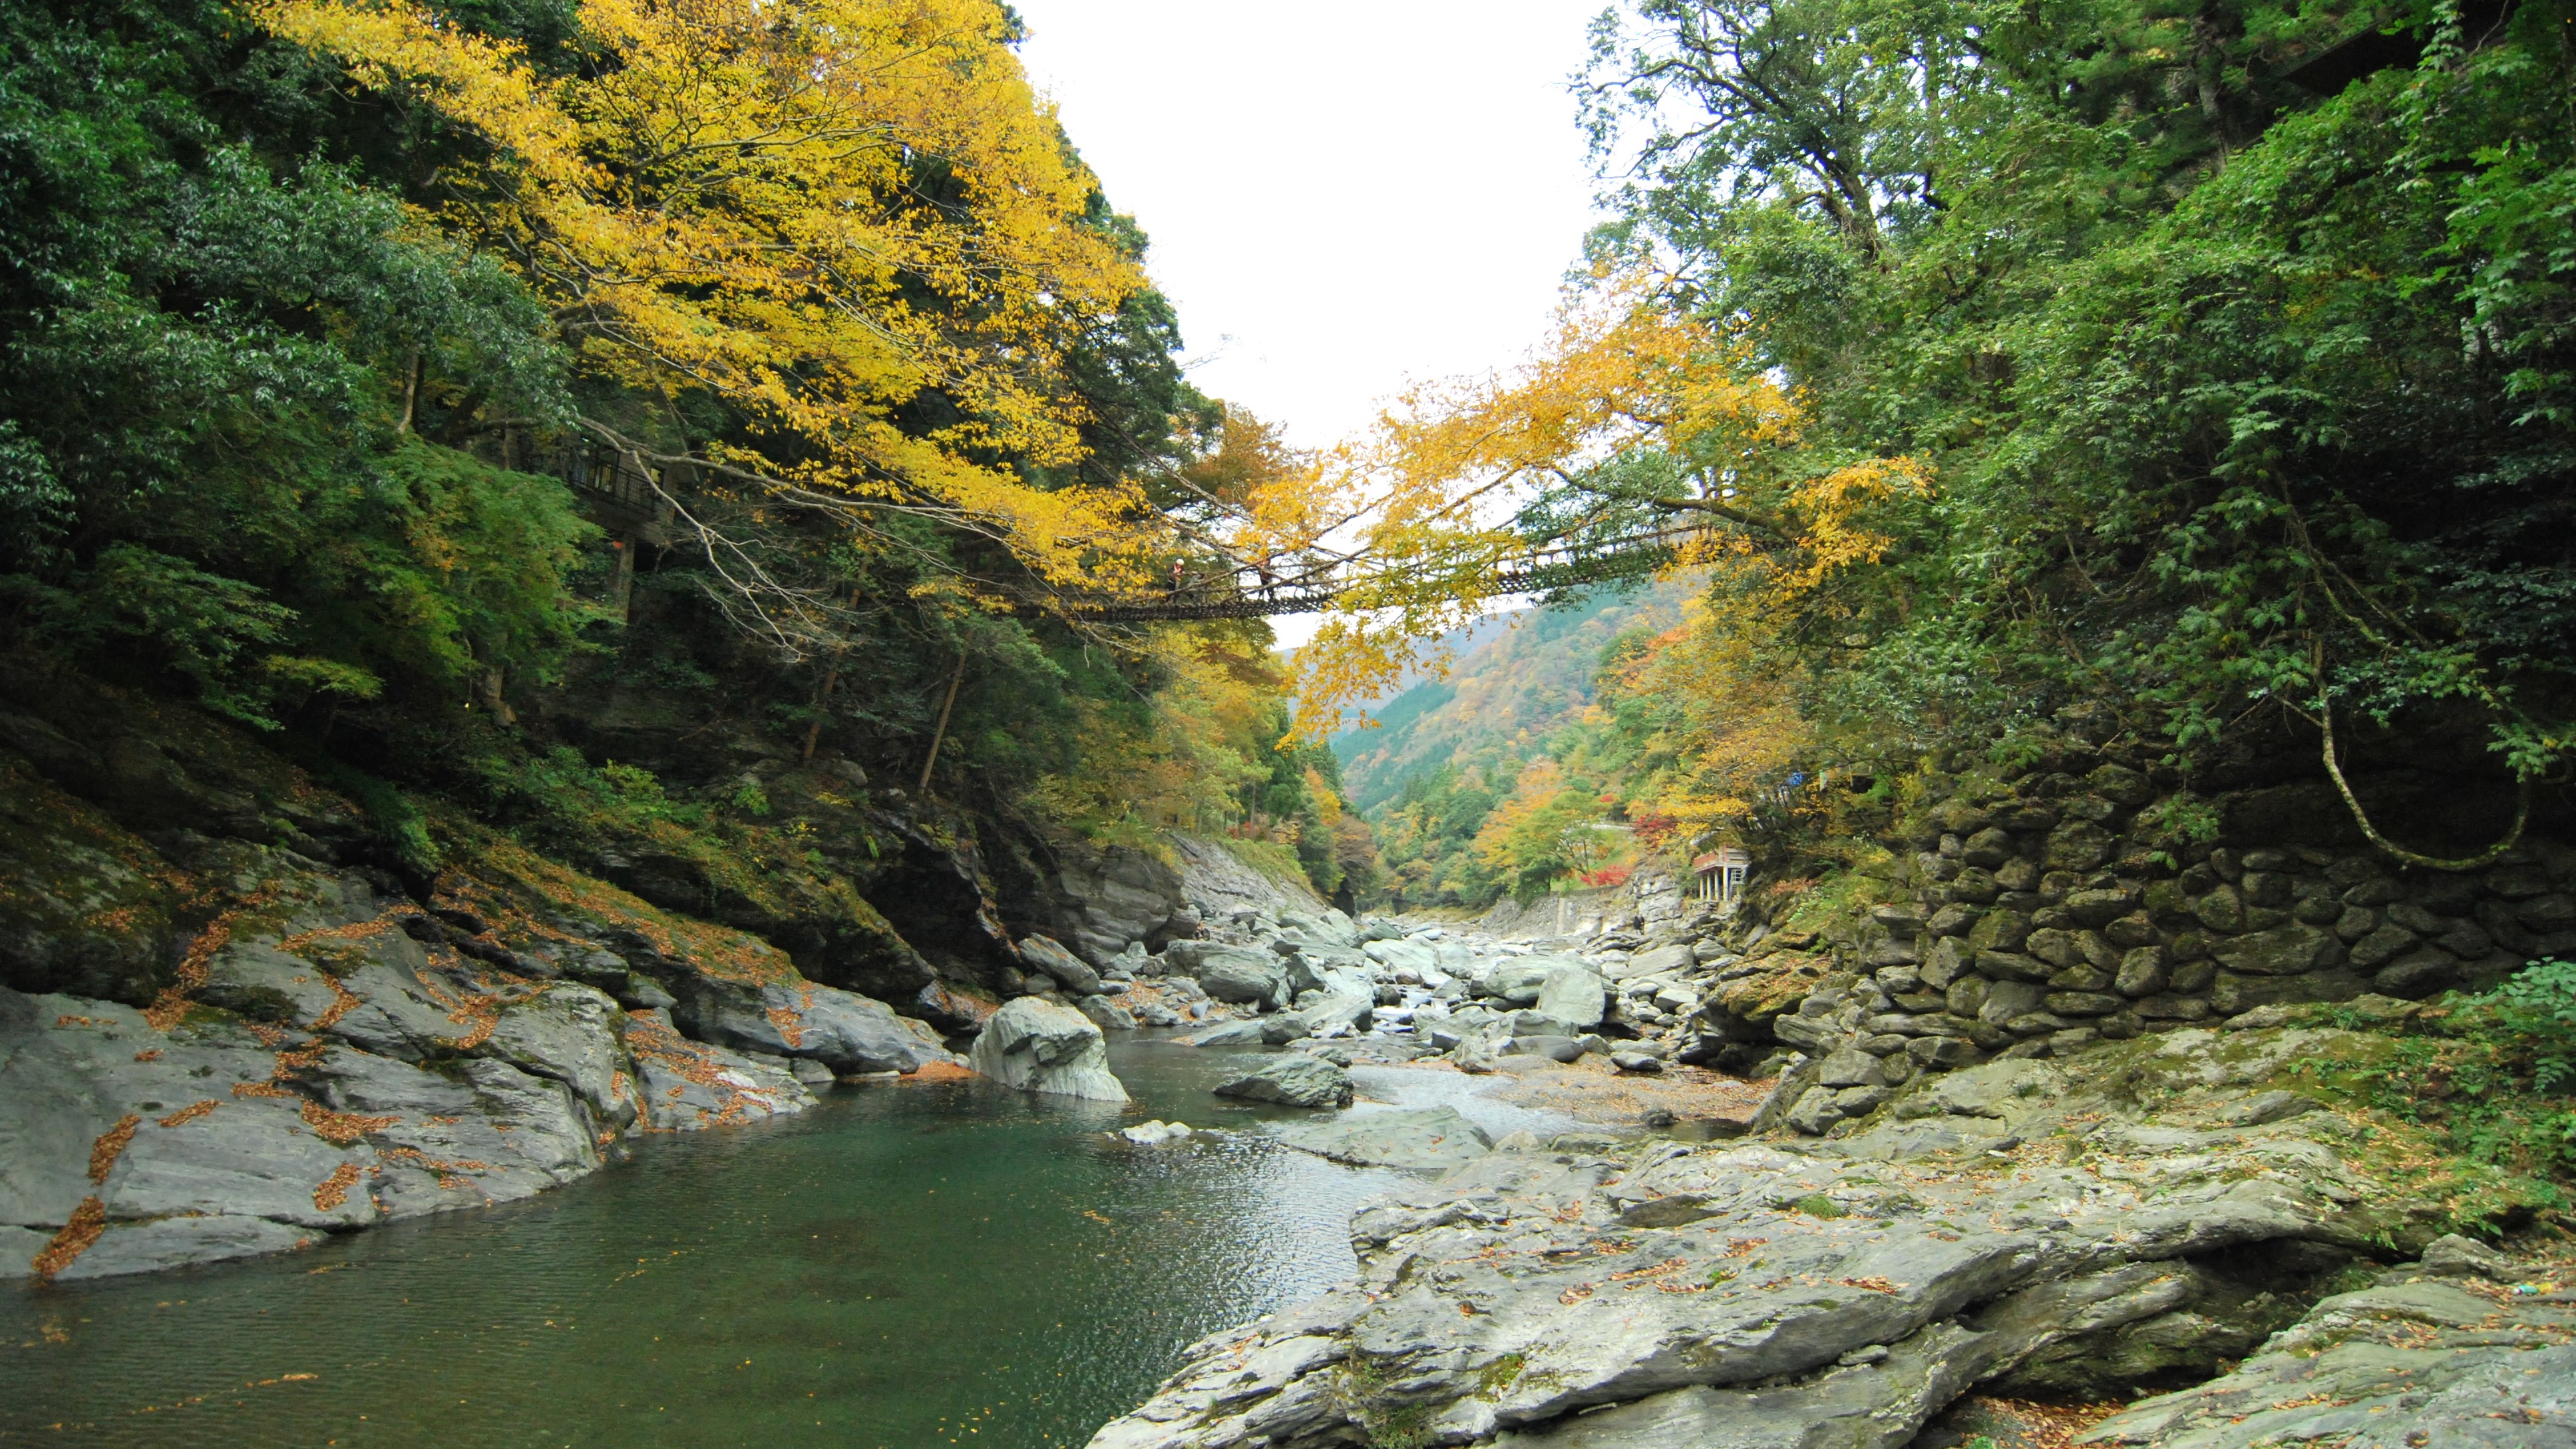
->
xmin=557 ymin=441 xmax=1702 ymax=625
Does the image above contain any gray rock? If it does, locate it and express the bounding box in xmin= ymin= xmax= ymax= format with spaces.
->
xmin=1194 ymin=948 xmax=1286 ymax=1005
xmin=2084 ymin=1279 xmax=2576 ymax=1448
xmin=0 ymin=1224 xmax=47 ymax=1277
xmin=312 ymin=1046 xmax=607 ymax=1209
xmin=1265 ymin=1106 xmax=1491 ymax=1169
xmin=685 ymin=980 xmax=952 ymax=1076
xmin=1505 ymin=1034 xmax=1586 ymax=1063
xmin=1213 ymin=1054 xmax=1354 ymax=1109
xmin=1360 ymin=938 xmax=1439 ymax=976
xmin=2220 ymin=1089 xmax=2319 ymax=1126
xmin=968 ymin=996 xmax=1128 ymax=1102
xmin=484 ymin=982 xmax=632 ymax=1121
xmin=1818 ymin=1048 xmax=1888 ymax=1088
xmin=1618 ymin=943 xmax=1696 ymax=980
xmin=1092 ymin=1016 xmax=2510 ymax=1449
xmin=1078 ymin=994 xmax=1139 ymax=1032
xmin=1976 ymin=978 xmax=2045 ymax=1026
xmin=2375 ymin=947 xmax=2462 ymax=997
xmin=2417 ymin=1233 xmax=2513 ymax=1279
xmin=1175 ymin=1017 xmax=1270 ymax=1048
xmin=1610 ymin=1051 xmax=1664 ymax=1074
xmin=1785 ymin=1084 xmax=1845 ymax=1134
xmin=1491 ymin=1321 xmax=1984 ymax=1448
xmin=1019 ymin=934 xmax=1104 ymax=994
xmin=1534 ymin=965 xmax=1608 ymax=1030
xmin=2114 ymin=946 xmax=2169 ymax=997
xmin=2213 ymin=923 xmax=2332 ymax=975
xmin=51 ymin=1215 xmax=319 ymax=1281
xmin=1483 ymin=957 xmax=1560 ymax=1004
xmin=1293 ymin=990 xmax=1374 ymax=1038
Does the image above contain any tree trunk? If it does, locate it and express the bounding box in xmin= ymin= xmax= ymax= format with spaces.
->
xmin=475 ymin=667 xmax=516 ymax=725
xmin=801 ymin=664 xmax=840 ymax=763
xmin=609 ymin=534 xmax=638 ymax=618
xmin=916 ymin=654 xmax=967 ymax=794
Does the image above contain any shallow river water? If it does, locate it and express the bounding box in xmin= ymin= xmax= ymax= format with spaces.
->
xmin=0 ymin=1039 xmax=1553 ymax=1449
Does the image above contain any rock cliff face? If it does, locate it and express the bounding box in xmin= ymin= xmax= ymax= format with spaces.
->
xmin=0 ymin=665 xmax=958 ymax=1282
xmin=995 ymin=833 xmax=1328 ymax=972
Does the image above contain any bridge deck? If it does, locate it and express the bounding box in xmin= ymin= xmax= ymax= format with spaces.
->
xmin=554 ymin=445 xmax=1687 ymax=622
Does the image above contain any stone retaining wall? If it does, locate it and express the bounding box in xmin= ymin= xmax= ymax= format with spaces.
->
xmin=1690 ymin=755 xmax=2576 ymax=1134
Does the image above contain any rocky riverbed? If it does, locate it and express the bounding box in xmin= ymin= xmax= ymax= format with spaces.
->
xmin=1047 ymin=892 xmax=2575 ymax=1448
xmin=11 ymin=697 xmax=2572 ymax=1449
xmin=1091 ymin=1013 xmax=2572 ymax=1448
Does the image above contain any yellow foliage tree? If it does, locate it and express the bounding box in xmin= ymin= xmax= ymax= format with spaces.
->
xmin=1602 ymin=587 xmax=1815 ymax=835
xmin=1470 ymin=759 xmax=1618 ymax=899
xmin=1254 ymin=268 xmax=1927 ymax=737
xmin=259 ymin=0 xmax=1161 ymax=591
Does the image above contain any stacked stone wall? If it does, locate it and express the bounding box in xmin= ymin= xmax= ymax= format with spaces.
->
xmin=1687 ymin=753 xmax=2576 ymax=1135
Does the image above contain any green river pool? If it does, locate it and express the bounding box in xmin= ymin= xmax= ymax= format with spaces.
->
xmin=0 ymin=1040 xmax=1556 ymax=1448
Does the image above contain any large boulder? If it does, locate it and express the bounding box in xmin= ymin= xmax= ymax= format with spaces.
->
xmin=1614 ymin=942 xmax=1697 ymax=981
xmin=1194 ymin=947 xmax=1286 ymax=1005
xmin=1077 ymin=994 xmax=1139 ymax=1032
xmin=1265 ymin=1106 xmax=1493 ymax=1169
xmin=1535 ymin=964 xmax=1608 ymax=1030
xmin=1213 ymin=1054 xmax=1354 ymax=1109
xmin=1485 ymin=954 xmax=1585 ymax=1004
xmin=1362 ymin=939 xmax=1440 ymax=977
xmin=1294 ymin=991 xmax=1375 ymax=1038
xmin=1280 ymin=909 xmax=1362 ymax=949
xmin=968 ymin=996 xmax=1128 ymax=1101
xmin=1018 ymin=934 xmax=1103 ymax=994
xmin=681 ymin=979 xmax=954 ymax=1075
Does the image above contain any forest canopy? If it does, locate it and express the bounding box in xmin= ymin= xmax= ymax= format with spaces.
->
xmin=1288 ymin=0 xmax=2576 ymax=879
xmin=0 ymin=0 xmax=1358 ymax=889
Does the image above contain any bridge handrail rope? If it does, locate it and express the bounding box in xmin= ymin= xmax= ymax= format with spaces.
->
xmin=542 ymin=431 xmax=1715 ymax=625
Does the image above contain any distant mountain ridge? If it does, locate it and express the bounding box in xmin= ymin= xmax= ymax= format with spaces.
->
xmin=1331 ymin=578 xmax=1695 ymax=813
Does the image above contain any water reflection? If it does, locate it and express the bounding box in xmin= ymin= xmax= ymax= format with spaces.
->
xmin=0 ymin=1041 xmax=1407 ymax=1448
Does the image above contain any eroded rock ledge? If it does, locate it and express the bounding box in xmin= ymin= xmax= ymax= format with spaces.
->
xmin=1087 ymin=1023 xmax=2567 ymax=1448
xmin=1 ymin=821 xmax=956 ymax=1283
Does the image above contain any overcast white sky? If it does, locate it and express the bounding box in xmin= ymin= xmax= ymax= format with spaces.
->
xmin=1013 ymin=0 xmax=1605 ymax=444
xmin=1010 ymin=1 xmax=1608 ymax=641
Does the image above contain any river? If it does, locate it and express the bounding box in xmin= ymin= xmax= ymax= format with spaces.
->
xmin=0 ymin=1039 xmax=1555 ymax=1449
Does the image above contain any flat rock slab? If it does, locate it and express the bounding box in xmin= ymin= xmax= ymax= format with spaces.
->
xmin=2082 ymin=1269 xmax=2576 ymax=1448
xmin=1492 ymin=1321 xmax=1986 ymax=1449
xmin=1266 ymin=1106 xmax=1491 ymax=1170
xmin=1174 ymin=1018 xmax=1266 ymax=1048
xmin=52 ymin=1215 xmax=319 ymax=1281
xmin=1213 ymin=1054 xmax=1352 ymax=1109
xmin=1085 ymin=1023 xmax=2560 ymax=1449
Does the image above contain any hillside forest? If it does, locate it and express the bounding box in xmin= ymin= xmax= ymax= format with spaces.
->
xmin=5 ymin=0 xmax=2575 ymax=927
xmin=1308 ymin=0 xmax=2576 ymax=914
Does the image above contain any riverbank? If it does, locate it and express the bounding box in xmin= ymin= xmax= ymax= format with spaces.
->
xmin=1091 ymin=1009 xmax=2575 ymax=1449
xmin=1072 ymin=862 xmax=2575 ymax=1447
